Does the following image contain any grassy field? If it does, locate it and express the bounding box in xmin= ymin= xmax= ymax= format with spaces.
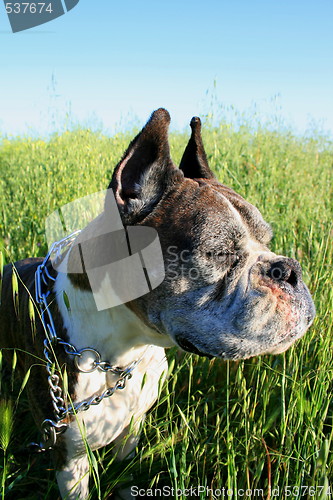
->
xmin=0 ymin=119 xmax=332 ymax=499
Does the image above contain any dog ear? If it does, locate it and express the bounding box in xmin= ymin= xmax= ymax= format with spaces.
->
xmin=179 ymin=117 xmax=215 ymax=179
xmin=108 ymin=108 xmax=180 ymax=221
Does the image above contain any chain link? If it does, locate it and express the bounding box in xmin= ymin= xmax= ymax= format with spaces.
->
xmin=33 ymin=231 xmax=141 ymax=451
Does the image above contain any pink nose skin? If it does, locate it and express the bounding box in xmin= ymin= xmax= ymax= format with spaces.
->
xmin=248 ymin=257 xmax=302 ymax=327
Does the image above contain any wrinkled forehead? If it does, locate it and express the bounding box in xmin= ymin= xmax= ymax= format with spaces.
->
xmin=202 ymin=179 xmax=273 ymax=246
xmin=151 ymin=177 xmax=272 ymax=252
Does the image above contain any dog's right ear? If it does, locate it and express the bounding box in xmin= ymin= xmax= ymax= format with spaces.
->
xmin=108 ymin=108 xmax=180 ymax=222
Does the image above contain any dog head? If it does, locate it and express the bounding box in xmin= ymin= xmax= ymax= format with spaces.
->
xmin=107 ymin=108 xmax=315 ymax=359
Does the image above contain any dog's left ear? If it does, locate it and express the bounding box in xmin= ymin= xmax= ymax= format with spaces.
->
xmin=108 ymin=108 xmax=181 ymax=222
xmin=179 ymin=117 xmax=215 ymax=179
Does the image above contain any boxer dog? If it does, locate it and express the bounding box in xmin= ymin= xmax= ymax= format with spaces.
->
xmin=0 ymin=109 xmax=315 ymax=499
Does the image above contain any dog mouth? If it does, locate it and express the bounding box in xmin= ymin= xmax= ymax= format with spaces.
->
xmin=175 ymin=335 xmax=213 ymax=358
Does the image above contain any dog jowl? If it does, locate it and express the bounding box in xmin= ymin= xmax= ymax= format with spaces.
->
xmin=0 ymin=108 xmax=315 ymax=499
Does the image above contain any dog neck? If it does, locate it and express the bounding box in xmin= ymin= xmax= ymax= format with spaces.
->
xmin=54 ymin=269 xmax=173 ymax=368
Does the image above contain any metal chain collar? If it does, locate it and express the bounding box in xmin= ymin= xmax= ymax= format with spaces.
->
xmin=32 ymin=231 xmax=140 ymax=451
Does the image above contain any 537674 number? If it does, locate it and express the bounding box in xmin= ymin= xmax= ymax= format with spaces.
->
xmin=5 ymin=3 xmax=53 ymax=14
xmin=285 ymin=485 xmax=332 ymax=497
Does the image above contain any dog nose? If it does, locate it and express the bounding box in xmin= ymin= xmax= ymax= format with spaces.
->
xmin=267 ymin=258 xmax=301 ymax=288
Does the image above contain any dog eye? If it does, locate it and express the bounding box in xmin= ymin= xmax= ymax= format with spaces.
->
xmin=206 ymin=251 xmax=240 ymax=267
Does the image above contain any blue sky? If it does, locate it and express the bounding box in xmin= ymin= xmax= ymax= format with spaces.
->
xmin=0 ymin=0 xmax=332 ymax=137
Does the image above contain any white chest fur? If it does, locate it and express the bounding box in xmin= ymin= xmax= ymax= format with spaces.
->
xmin=54 ymin=271 xmax=172 ymax=456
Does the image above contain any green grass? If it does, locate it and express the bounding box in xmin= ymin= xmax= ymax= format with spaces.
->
xmin=0 ymin=118 xmax=332 ymax=499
